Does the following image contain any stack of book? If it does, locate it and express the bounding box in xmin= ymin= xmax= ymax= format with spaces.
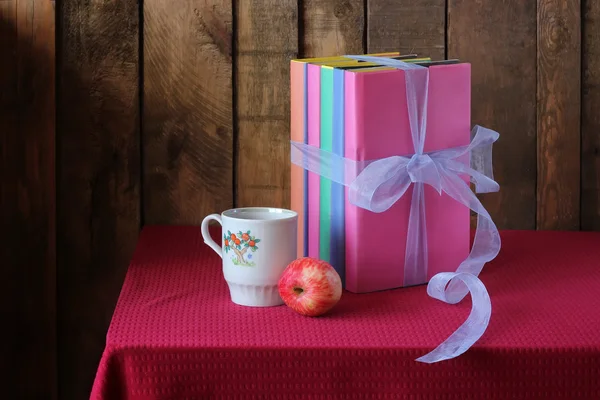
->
xmin=290 ymin=53 xmax=472 ymax=293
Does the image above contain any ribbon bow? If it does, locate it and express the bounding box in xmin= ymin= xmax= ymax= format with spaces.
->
xmin=290 ymin=55 xmax=501 ymax=363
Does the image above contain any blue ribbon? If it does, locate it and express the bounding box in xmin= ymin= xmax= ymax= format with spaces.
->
xmin=290 ymin=55 xmax=501 ymax=363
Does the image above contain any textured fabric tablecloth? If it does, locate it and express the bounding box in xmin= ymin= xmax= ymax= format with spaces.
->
xmin=90 ymin=226 xmax=600 ymax=399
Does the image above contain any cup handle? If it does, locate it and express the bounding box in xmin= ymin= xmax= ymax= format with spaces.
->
xmin=201 ymin=214 xmax=223 ymax=258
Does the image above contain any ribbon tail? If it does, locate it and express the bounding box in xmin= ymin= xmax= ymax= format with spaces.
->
xmin=442 ymin=170 xmax=500 ymax=302
xmin=416 ymin=272 xmax=491 ymax=363
xmin=416 ymin=167 xmax=500 ymax=363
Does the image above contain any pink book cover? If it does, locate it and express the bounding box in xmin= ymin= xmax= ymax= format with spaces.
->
xmin=307 ymin=64 xmax=321 ymax=259
xmin=344 ymin=64 xmax=472 ymax=293
xmin=290 ymin=61 xmax=305 ymax=258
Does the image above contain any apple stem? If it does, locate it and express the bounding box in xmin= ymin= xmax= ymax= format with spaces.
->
xmin=293 ymin=287 xmax=304 ymax=295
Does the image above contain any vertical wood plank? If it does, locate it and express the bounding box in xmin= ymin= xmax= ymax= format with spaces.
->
xmin=448 ymin=0 xmax=537 ymax=229
xmin=367 ymin=0 xmax=445 ymax=60
xmin=582 ymin=0 xmax=600 ymax=230
xmin=144 ymin=0 xmax=233 ymax=223
xmin=537 ymin=0 xmax=581 ymax=230
xmin=303 ymin=0 xmax=364 ymax=57
xmin=58 ymin=1 xmax=139 ymax=399
xmin=0 ymin=1 xmax=56 ymax=398
xmin=235 ymin=0 xmax=298 ymax=208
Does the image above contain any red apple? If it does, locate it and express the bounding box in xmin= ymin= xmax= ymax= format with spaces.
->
xmin=278 ymin=257 xmax=342 ymax=317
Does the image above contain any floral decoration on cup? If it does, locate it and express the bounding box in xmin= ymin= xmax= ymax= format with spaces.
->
xmin=224 ymin=230 xmax=261 ymax=266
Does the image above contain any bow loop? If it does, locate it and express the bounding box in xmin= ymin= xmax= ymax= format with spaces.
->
xmin=349 ymin=156 xmax=412 ymax=213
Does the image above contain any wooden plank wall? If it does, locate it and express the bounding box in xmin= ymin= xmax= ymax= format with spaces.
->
xmin=236 ymin=0 xmax=298 ymax=208
xmin=0 ymin=1 xmax=56 ymax=398
xmin=1 ymin=1 xmax=599 ymax=398
xmin=448 ymin=0 xmax=538 ymax=229
xmin=536 ymin=0 xmax=581 ymax=230
xmin=144 ymin=0 xmax=234 ymax=224
xmin=583 ymin=0 xmax=600 ymax=230
xmin=58 ymin=1 xmax=140 ymax=399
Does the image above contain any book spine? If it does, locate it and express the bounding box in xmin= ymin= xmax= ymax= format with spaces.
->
xmin=307 ymin=64 xmax=321 ymax=259
xmin=343 ymin=71 xmax=361 ymax=292
xmin=331 ymin=68 xmax=346 ymax=287
xmin=290 ymin=61 xmax=306 ymax=258
xmin=319 ymin=67 xmax=334 ymax=263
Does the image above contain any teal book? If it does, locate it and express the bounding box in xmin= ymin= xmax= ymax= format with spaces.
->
xmin=319 ymin=66 xmax=334 ymax=263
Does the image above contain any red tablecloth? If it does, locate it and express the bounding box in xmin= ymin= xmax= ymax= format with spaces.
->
xmin=91 ymin=226 xmax=600 ymax=399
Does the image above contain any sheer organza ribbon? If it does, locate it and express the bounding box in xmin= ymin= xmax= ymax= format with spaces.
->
xmin=290 ymin=55 xmax=501 ymax=363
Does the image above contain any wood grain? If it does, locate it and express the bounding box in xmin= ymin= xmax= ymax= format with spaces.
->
xmin=367 ymin=0 xmax=445 ymax=60
xmin=58 ymin=1 xmax=139 ymax=399
xmin=302 ymin=0 xmax=364 ymax=58
xmin=235 ymin=0 xmax=298 ymax=208
xmin=144 ymin=0 xmax=233 ymax=223
xmin=537 ymin=0 xmax=581 ymax=230
xmin=0 ymin=1 xmax=56 ymax=398
xmin=448 ymin=0 xmax=537 ymax=229
xmin=582 ymin=0 xmax=600 ymax=230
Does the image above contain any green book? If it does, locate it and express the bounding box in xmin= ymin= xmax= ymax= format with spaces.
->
xmin=319 ymin=66 xmax=335 ymax=262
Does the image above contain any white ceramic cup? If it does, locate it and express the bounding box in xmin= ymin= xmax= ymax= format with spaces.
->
xmin=201 ymin=207 xmax=298 ymax=307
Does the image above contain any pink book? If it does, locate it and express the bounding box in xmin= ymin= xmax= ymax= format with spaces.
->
xmin=307 ymin=64 xmax=321 ymax=259
xmin=290 ymin=60 xmax=306 ymax=258
xmin=344 ymin=64 xmax=472 ymax=293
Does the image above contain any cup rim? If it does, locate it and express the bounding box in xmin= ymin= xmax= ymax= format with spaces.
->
xmin=222 ymin=207 xmax=297 ymax=223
